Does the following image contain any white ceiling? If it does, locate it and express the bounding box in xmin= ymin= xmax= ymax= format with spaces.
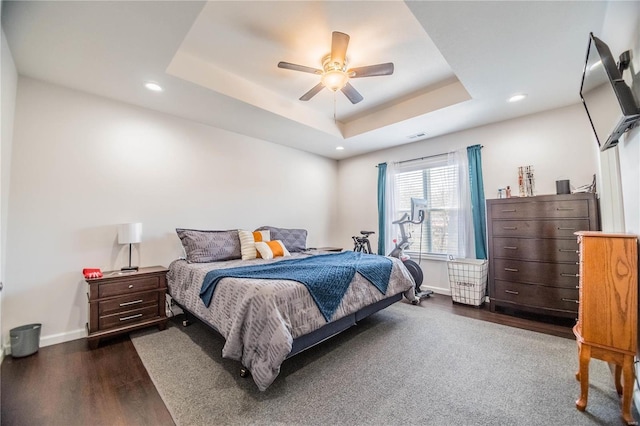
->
xmin=2 ymin=1 xmax=609 ymax=160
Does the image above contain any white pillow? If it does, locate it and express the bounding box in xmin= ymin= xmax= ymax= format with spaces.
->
xmin=255 ymin=240 xmax=291 ymax=260
xmin=238 ymin=229 xmax=270 ymax=260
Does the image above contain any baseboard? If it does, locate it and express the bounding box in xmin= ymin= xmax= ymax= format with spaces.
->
xmin=635 ymin=360 xmax=640 ymax=414
xmin=422 ymin=285 xmax=451 ymax=296
xmin=3 ymin=328 xmax=86 ymax=357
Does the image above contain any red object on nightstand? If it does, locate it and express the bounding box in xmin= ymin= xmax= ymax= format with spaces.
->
xmin=82 ymin=268 xmax=103 ymax=279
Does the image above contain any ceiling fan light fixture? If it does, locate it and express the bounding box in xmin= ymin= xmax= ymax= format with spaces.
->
xmin=322 ymin=70 xmax=349 ymax=92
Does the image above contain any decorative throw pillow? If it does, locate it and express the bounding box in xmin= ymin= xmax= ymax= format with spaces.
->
xmin=255 ymin=240 xmax=291 ymax=260
xmin=176 ymin=229 xmax=241 ymax=263
xmin=254 ymin=226 xmax=307 ymax=253
xmin=238 ymin=229 xmax=270 ymax=260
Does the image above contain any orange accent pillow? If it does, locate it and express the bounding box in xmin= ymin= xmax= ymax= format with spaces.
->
xmin=238 ymin=229 xmax=271 ymax=260
xmin=255 ymin=240 xmax=291 ymax=259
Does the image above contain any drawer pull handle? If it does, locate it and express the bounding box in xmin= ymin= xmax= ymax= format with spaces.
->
xmin=504 ymin=268 xmax=519 ymax=272
xmin=558 ymin=227 xmax=576 ymax=230
xmin=501 ymin=209 xmax=517 ymax=212
xmin=502 ymin=226 xmax=517 ymax=230
xmin=120 ymin=313 xmax=143 ymax=322
xmin=558 ymin=249 xmax=578 ymax=253
xmin=561 ymin=298 xmax=579 ymax=304
xmin=504 ymin=290 xmax=519 ymax=295
xmin=557 ymin=207 xmax=574 ymax=211
xmin=128 ymin=284 xmax=134 ymax=289
xmin=503 ymin=246 xmax=518 ymax=250
xmin=561 ymin=273 xmax=579 ymax=277
xmin=119 ymin=299 xmax=143 ymax=307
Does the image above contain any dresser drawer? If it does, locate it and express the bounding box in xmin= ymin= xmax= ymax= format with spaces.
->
xmin=493 ymin=258 xmax=579 ymax=288
xmin=493 ymin=280 xmax=579 ymax=312
xmin=99 ymin=291 xmax=160 ymax=316
xmin=491 ymin=219 xmax=591 ymax=238
xmin=492 ymin=237 xmax=579 ymax=262
xmin=98 ymin=275 xmax=160 ymax=298
xmin=490 ymin=200 xmax=590 ymax=219
xmin=99 ymin=305 xmax=160 ymax=330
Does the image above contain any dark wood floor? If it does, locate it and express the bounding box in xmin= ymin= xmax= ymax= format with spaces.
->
xmin=1 ymin=295 xmax=574 ymax=425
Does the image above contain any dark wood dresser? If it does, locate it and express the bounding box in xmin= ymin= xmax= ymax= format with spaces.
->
xmin=487 ymin=193 xmax=599 ymax=319
xmin=86 ymin=266 xmax=168 ymax=348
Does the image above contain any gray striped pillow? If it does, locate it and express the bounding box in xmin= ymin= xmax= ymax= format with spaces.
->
xmin=176 ymin=229 xmax=241 ymax=263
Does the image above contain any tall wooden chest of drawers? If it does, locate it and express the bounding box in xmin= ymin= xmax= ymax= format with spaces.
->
xmin=487 ymin=193 xmax=599 ymax=318
xmin=86 ymin=266 xmax=168 ymax=348
xmin=573 ymin=232 xmax=637 ymax=425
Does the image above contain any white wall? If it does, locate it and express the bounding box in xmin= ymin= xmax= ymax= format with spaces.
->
xmin=2 ymin=77 xmax=338 ymax=348
xmin=599 ymin=1 xmax=640 ymax=235
xmin=1 ymin=24 xmax=19 ymax=361
xmin=337 ymin=104 xmax=599 ymax=294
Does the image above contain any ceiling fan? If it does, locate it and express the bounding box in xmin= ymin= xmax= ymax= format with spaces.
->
xmin=277 ymin=31 xmax=394 ymax=105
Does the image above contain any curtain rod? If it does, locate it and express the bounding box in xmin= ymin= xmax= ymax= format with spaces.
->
xmin=375 ymin=145 xmax=483 ymax=168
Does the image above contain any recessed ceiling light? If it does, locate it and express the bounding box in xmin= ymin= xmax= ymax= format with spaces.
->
xmin=508 ymin=94 xmax=527 ymax=103
xmin=336 ymin=146 xmax=344 ymax=151
xmin=145 ymin=82 xmax=163 ymax=92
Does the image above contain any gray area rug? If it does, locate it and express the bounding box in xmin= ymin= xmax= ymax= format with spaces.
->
xmin=131 ymin=301 xmax=635 ymax=425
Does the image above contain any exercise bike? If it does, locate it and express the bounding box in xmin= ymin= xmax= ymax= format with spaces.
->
xmin=388 ymin=201 xmax=433 ymax=304
xmin=352 ymin=230 xmax=375 ymax=254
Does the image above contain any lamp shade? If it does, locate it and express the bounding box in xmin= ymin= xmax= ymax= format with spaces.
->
xmin=118 ymin=223 xmax=142 ymax=244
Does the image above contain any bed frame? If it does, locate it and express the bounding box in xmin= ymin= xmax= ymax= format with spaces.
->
xmin=176 ymin=292 xmax=402 ymax=378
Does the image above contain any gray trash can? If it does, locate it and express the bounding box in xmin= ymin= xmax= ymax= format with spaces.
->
xmin=10 ymin=323 xmax=41 ymax=357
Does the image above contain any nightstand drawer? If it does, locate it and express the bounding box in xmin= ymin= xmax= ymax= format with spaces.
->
xmin=99 ymin=291 xmax=160 ymax=316
xmin=99 ymin=305 xmax=159 ymax=330
xmin=493 ymin=280 xmax=579 ymax=312
xmin=98 ymin=275 xmax=160 ymax=298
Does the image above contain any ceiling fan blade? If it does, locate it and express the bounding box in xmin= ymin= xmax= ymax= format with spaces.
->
xmin=331 ymin=31 xmax=350 ymax=65
xmin=349 ymin=62 xmax=395 ymax=78
xmin=278 ymin=61 xmax=322 ymax=74
xmin=341 ymin=82 xmax=364 ymax=104
xmin=299 ymin=82 xmax=325 ymax=101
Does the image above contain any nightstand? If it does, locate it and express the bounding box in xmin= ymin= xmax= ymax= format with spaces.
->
xmin=86 ymin=266 xmax=168 ymax=349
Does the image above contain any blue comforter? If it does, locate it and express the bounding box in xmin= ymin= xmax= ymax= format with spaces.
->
xmin=199 ymin=251 xmax=393 ymax=321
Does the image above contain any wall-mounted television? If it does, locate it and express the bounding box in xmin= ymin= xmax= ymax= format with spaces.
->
xmin=579 ymin=33 xmax=640 ymax=151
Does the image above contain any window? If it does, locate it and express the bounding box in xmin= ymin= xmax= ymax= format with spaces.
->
xmin=392 ymin=154 xmax=461 ymax=257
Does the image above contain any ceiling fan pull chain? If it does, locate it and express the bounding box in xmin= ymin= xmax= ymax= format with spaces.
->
xmin=333 ymin=92 xmax=337 ymax=124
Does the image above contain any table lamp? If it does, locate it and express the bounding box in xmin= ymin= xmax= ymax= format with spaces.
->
xmin=118 ymin=223 xmax=142 ymax=271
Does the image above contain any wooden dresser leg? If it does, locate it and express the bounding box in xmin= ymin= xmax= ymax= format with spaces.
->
xmin=576 ymin=344 xmax=590 ymax=412
xmin=621 ymin=355 xmax=637 ymax=425
xmin=615 ymin=363 xmax=623 ymax=396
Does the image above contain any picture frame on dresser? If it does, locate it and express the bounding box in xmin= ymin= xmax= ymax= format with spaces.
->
xmin=85 ymin=266 xmax=168 ymax=349
xmin=486 ymin=193 xmax=599 ymax=320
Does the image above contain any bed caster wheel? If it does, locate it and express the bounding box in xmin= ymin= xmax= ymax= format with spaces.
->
xmin=240 ymin=368 xmax=250 ymax=378
xmin=182 ymin=319 xmax=191 ymax=327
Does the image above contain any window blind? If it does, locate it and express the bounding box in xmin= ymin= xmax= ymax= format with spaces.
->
xmin=393 ymin=155 xmax=460 ymax=256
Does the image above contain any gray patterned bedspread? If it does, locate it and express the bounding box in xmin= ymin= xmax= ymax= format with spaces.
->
xmin=167 ymin=252 xmax=416 ymax=391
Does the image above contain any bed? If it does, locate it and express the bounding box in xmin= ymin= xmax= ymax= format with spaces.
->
xmin=166 ymin=229 xmax=416 ymax=391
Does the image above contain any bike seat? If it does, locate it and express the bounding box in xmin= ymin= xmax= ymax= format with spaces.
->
xmin=360 ymin=230 xmax=375 ymax=236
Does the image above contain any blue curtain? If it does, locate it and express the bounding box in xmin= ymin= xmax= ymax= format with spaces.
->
xmin=377 ymin=163 xmax=387 ymax=255
xmin=467 ymin=145 xmax=487 ymax=259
